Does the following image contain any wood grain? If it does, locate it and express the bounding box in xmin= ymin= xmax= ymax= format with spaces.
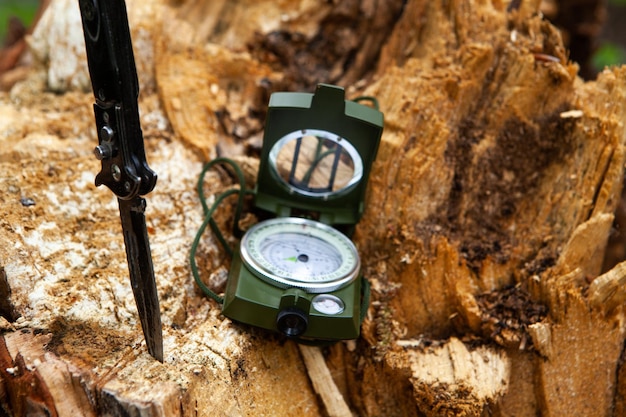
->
xmin=1 ymin=0 xmax=625 ymax=415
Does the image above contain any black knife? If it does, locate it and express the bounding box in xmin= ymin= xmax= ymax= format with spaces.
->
xmin=78 ymin=0 xmax=163 ymax=362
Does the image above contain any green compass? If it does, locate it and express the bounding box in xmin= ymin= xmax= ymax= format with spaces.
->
xmin=222 ymin=84 xmax=383 ymax=341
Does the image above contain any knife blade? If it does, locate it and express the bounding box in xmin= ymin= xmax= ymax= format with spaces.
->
xmin=119 ymin=197 xmax=163 ymax=362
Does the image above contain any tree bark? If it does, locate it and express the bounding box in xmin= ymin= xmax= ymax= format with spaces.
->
xmin=1 ymin=0 xmax=625 ymax=416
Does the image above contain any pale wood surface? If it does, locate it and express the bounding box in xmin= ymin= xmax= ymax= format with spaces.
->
xmin=298 ymin=345 xmax=352 ymax=417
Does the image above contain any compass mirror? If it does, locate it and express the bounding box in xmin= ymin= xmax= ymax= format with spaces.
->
xmin=269 ymin=129 xmax=363 ymax=198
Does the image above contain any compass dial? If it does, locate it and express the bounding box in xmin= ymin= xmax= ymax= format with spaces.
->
xmin=240 ymin=217 xmax=360 ymax=293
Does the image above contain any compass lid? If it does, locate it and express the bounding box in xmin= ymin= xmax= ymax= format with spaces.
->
xmin=255 ymin=84 xmax=384 ymax=227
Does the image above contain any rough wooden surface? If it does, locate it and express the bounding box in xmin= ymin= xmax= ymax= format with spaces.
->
xmin=1 ymin=0 xmax=626 ymax=416
xmin=353 ymin=1 xmax=626 ymax=415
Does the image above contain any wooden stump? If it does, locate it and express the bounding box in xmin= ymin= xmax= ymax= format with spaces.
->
xmin=1 ymin=0 xmax=625 ymax=416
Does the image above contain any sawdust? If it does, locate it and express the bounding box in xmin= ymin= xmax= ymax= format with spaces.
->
xmin=474 ymin=284 xmax=548 ymax=350
xmin=0 ymin=66 xmax=247 ymax=353
xmin=444 ymin=104 xmax=578 ymax=272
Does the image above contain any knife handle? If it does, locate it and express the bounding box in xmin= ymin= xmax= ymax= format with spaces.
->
xmin=78 ymin=0 xmax=156 ymax=199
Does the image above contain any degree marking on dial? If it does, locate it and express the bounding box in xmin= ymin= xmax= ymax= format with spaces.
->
xmin=239 ymin=217 xmax=361 ymax=292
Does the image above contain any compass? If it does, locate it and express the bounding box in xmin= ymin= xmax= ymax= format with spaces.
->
xmin=221 ymin=84 xmax=383 ymax=341
xmin=240 ymin=217 xmax=360 ymax=292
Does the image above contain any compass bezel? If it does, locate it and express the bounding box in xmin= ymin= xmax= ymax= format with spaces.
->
xmin=240 ymin=217 xmax=360 ymax=293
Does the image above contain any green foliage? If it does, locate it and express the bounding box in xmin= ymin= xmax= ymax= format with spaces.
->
xmin=0 ymin=0 xmax=39 ymax=44
xmin=592 ymin=42 xmax=626 ymax=72
xmin=591 ymin=1 xmax=626 ymax=72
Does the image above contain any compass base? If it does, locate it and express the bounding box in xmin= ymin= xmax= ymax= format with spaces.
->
xmin=222 ymin=255 xmax=361 ymax=340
